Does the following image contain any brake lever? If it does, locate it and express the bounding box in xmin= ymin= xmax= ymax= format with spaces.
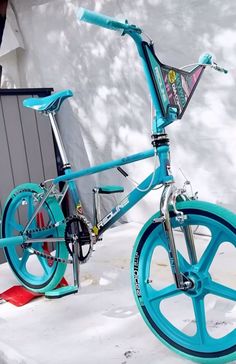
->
xmin=211 ymin=62 xmax=228 ymax=74
xmin=198 ymin=53 xmax=228 ymax=74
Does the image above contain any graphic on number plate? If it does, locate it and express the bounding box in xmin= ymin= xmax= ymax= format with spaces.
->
xmin=144 ymin=44 xmax=204 ymax=118
xmin=161 ymin=66 xmax=203 ymax=116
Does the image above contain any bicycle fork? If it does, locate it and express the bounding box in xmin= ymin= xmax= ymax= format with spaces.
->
xmin=155 ymin=183 xmax=195 ymax=290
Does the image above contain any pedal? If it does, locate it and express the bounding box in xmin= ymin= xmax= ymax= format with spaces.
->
xmin=93 ymin=185 xmax=124 ymax=194
xmin=45 ymin=285 xmax=78 ymax=299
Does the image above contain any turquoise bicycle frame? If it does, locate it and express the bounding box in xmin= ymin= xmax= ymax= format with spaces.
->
xmin=47 ymin=24 xmax=177 ymax=238
xmin=0 ymin=10 xmax=204 ymax=247
xmin=53 ymin=145 xmax=173 ymax=237
xmin=0 ymin=10 xmax=205 ymax=250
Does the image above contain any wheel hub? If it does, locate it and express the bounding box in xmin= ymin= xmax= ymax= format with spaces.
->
xmin=184 ymin=269 xmax=210 ymax=298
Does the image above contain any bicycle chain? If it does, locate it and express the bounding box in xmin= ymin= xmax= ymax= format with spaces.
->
xmin=23 ymin=214 xmax=88 ymax=265
xmin=26 ymin=246 xmax=73 ymax=264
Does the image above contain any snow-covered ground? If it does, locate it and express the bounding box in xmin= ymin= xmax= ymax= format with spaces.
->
xmin=0 ymin=222 xmax=235 ymax=364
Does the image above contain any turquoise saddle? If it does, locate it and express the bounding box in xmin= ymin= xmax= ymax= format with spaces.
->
xmin=23 ymin=89 xmax=73 ymax=113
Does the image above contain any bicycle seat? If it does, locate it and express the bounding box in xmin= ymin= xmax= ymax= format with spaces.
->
xmin=23 ymin=89 xmax=73 ymax=113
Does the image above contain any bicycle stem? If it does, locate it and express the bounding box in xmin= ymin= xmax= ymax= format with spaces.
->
xmin=127 ymin=30 xmax=166 ymax=133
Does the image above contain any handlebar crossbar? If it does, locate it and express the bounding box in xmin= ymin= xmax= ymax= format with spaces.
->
xmin=77 ymin=7 xmax=141 ymax=34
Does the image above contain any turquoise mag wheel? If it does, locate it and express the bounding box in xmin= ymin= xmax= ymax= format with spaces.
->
xmin=1 ymin=183 xmax=68 ymax=293
xmin=131 ymin=200 xmax=236 ymax=363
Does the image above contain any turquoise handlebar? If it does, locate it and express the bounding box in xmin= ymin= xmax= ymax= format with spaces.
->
xmin=77 ymin=7 xmax=127 ymax=31
xmin=77 ymin=7 xmax=142 ymax=34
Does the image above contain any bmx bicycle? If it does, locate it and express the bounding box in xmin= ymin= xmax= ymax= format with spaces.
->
xmin=0 ymin=7 xmax=235 ymax=363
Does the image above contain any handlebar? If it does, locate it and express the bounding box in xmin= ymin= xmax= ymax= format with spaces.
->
xmin=77 ymin=7 xmax=141 ymax=34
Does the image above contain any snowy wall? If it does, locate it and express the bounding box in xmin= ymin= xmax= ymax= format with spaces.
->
xmin=9 ymin=0 xmax=236 ymax=223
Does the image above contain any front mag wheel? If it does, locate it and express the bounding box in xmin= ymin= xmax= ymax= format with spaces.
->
xmin=1 ymin=183 xmax=68 ymax=293
xmin=131 ymin=200 xmax=236 ymax=363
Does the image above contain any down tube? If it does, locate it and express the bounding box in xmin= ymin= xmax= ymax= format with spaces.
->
xmin=97 ymin=166 xmax=163 ymax=236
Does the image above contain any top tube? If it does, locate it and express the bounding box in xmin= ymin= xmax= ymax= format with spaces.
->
xmin=54 ymin=148 xmax=155 ymax=185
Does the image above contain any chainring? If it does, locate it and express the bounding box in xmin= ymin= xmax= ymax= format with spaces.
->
xmin=16 ymin=189 xmax=96 ymax=265
xmin=65 ymin=214 xmax=95 ymax=264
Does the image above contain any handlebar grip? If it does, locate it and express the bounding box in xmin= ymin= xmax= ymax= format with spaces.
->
xmin=198 ymin=53 xmax=213 ymax=65
xmin=77 ymin=7 xmax=127 ymax=31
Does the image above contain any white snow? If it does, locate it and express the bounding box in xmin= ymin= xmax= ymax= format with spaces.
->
xmin=0 ymin=223 xmax=235 ymax=364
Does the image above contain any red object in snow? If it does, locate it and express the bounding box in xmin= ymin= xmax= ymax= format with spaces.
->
xmin=0 ymin=277 xmax=69 ymax=307
xmin=0 ymin=286 xmax=42 ymax=306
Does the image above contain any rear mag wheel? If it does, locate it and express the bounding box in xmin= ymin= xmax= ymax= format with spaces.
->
xmin=1 ymin=183 xmax=68 ymax=293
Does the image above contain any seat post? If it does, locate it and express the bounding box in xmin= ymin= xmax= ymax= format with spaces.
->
xmin=48 ymin=112 xmax=70 ymax=168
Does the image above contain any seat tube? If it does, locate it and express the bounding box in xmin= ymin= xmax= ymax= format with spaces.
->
xmin=48 ymin=113 xmax=82 ymax=209
xmin=64 ymin=168 xmax=81 ymax=209
xmin=48 ymin=113 xmax=70 ymax=168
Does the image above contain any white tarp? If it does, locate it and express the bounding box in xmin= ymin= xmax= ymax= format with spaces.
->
xmin=0 ymin=3 xmax=24 ymax=57
xmin=0 ymin=2 xmax=24 ymax=87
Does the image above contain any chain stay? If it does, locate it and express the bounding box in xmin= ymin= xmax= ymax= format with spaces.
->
xmin=27 ymin=246 xmax=73 ymax=264
xmin=23 ymin=213 xmax=90 ymax=264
